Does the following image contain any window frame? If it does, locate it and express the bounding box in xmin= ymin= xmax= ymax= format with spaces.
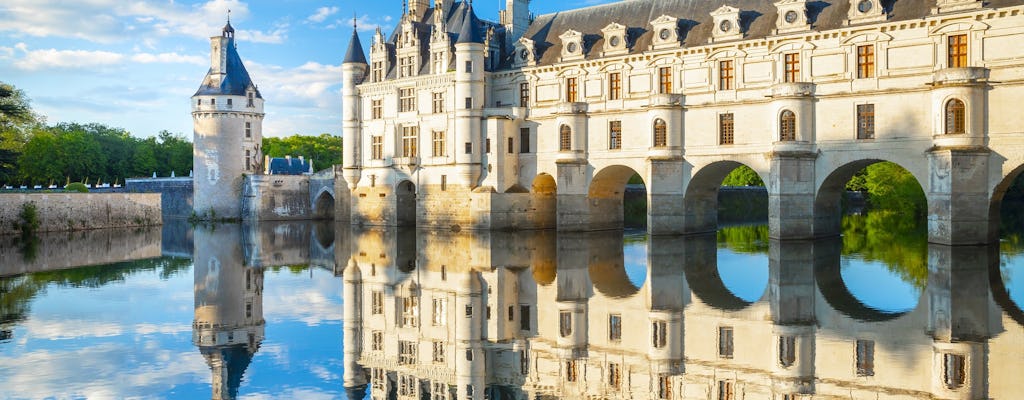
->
xmin=653 ymin=118 xmax=668 ymax=147
xmin=720 ymin=60 xmax=735 ymax=90
xmin=779 ymin=110 xmax=797 ymax=141
xmin=658 ymin=66 xmax=673 ymax=94
xmin=609 ymin=120 xmax=622 ymax=150
xmin=608 ymin=72 xmax=622 ymax=100
xmin=784 ymin=53 xmax=800 ymax=83
xmin=432 ymin=130 xmax=446 ymax=157
xmin=399 ymin=88 xmax=416 ymax=112
xmin=719 ymin=113 xmax=735 ymax=145
xmin=948 ymin=34 xmax=968 ymax=68
xmin=857 ymin=44 xmax=875 ymax=79
xmin=402 ymin=126 xmax=419 ymax=158
xmin=945 ymin=98 xmax=966 ymax=135
xmin=566 ymin=77 xmax=578 ymax=102
xmin=559 ymin=125 xmax=572 ymax=151
xmin=856 ymin=104 xmax=875 ymax=140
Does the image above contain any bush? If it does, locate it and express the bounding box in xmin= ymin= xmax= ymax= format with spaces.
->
xmin=65 ymin=182 xmax=89 ymax=193
xmin=18 ymin=202 xmax=40 ymax=237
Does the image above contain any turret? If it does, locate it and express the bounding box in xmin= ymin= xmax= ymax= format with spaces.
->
xmin=453 ymin=4 xmax=486 ymax=188
xmin=342 ymin=20 xmax=368 ymax=190
xmin=501 ymin=0 xmax=531 ymax=43
xmin=408 ymin=0 xmax=430 ymax=20
xmin=192 ymin=19 xmax=264 ymax=220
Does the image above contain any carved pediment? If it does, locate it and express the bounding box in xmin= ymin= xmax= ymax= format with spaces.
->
xmin=601 ymin=22 xmax=629 ymax=56
xmin=559 ymin=29 xmax=585 ymax=61
xmin=710 ymin=6 xmax=743 ymax=43
xmin=650 ymin=15 xmax=680 ymax=50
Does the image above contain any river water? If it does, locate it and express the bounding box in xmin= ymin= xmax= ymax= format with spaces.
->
xmin=0 ymin=212 xmax=1022 ymax=399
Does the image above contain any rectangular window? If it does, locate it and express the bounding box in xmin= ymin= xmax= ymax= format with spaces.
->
xmin=372 ymin=61 xmax=384 ymax=82
xmin=227 ymin=98 xmax=233 ymax=107
xmin=784 ymin=53 xmax=800 ymax=83
xmin=371 ymin=136 xmax=384 ymax=160
xmin=658 ymin=67 xmax=672 ymax=94
xmin=559 ymin=311 xmax=572 ymax=337
xmin=520 ymin=128 xmax=531 ymax=153
xmin=399 ymin=88 xmax=416 ymax=112
xmin=856 ymin=339 xmax=875 ymax=376
xmin=608 ymin=72 xmax=622 ymax=100
xmin=398 ymin=340 xmax=417 ymax=365
xmin=943 ymin=353 xmax=966 ymax=389
xmin=401 ymin=296 xmax=419 ymax=327
xmin=464 ymin=142 xmax=472 ymax=155
xmin=519 ymin=351 xmax=529 ymax=375
xmin=779 ymin=336 xmax=796 ymax=367
xmin=371 ymin=291 xmax=383 ymax=314
xmin=244 ymin=150 xmax=251 ymax=172
xmin=718 ymin=381 xmax=734 ymax=400
xmin=486 ymin=138 xmax=491 ymax=154
xmin=464 ymin=97 xmax=472 ymax=109
xmin=371 ymin=331 xmax=383 ymax=351
xmin=857 ymin=45 xmax=875 ymax=78
xmin=464 ymin=60 xmax=473 ymax=73
xmin=608 ymin=363 xmax=621 ymax=389
xmin=402 ymin=126 xmax=419 ymax=158
xmin=433 ymin=341 xmax=446 ymax=363
xmin=244 ymin=122 xmax=252 ymax=138
xmin=719 ymin=113 xmax=735 ymax=145
xmin=519 ymin=82 xmax=530 ymax=106
xmin=719 ymin=326 xmax=734 ymax=358
xmin=400 ymin=56 xmax=415 ymax=78
xmin=565 ymin=360 xmax=577 ymax=382
xmin=441 ymin=175 xmax=446 ymax=191
xmin=608 ymin=314 xmax=622 ymax=341
xmin=465 ymin=304 xmax=473 ymax=317
xmin=857 ymin=104 xmax=875 ymax=140
xmin=247 ymin=92 xmax=254 ymax=107
xmin=507 ymin=137 xmax=514 ymax=154
xmin=720 ymin=60 xmax=734 ymax=90
xmin=372 ymin=99 xmax=383 ymax=119
xmin=432 ymin=52 xmax=445 ymax=74
xmin=652 ymin=320 xmax=667 ymax=349
xmin=507 ymin=305 xmax=515 ymax=321
xmin=432 ymin=92 xmax=445 ymax=114
xmin=566 ymin=77 xmax=578 ymax=102
xmin=520 ymin=305 xmax=530 ymax=331
xmin=658 ymin=375 xmax=672 ymax=399
xmin=609 ymin=121 xmax=622 ymax=150
xmin=432 ymin=297 xmax=447 ymax=326
xmin=432 ymin=131 xmax=446 ymax=157
xmin=948 ymin=34 xmax=968 ymax=68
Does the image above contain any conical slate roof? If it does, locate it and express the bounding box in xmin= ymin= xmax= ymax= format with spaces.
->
xmin=455 ymin=3 xmax=484 ymax=44
xmin=343 ymin=28 xmax=368 ymax=64
xmin=194 ymin=35 xmax=262 ymax=98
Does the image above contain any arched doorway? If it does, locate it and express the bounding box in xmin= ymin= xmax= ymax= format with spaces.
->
xmin=395 ymin=180 xmax=416 ymax=228
xmin=313 ymin=191 xmax=334 ymax=220
xmin=588 ymin=165 xmax=647 ymax=231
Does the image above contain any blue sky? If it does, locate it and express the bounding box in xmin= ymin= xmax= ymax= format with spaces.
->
xmin=0 ymin=0 xmax=613 ymax=139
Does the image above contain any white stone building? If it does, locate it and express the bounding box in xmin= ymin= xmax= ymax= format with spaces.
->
xmin=343 ymin=0 xmax=1024 ymax=244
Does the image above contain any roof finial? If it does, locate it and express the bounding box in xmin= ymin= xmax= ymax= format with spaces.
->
xmin=227 ymin=9 xmax=231 ymax=23
xmin=353 ymin=12 xmax=358 ymax=30
xmin=403 ymin=0 xmax=408 ymax=15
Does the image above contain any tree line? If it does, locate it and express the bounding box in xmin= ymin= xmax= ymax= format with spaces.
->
xmin=0 ymin=82 xmax=342 ymax=187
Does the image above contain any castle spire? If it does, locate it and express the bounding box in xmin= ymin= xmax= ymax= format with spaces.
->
xmin=456 ymin=1 xmax=484 ymax=44
xmin=343 ymin=16 xmax=368 ymax=65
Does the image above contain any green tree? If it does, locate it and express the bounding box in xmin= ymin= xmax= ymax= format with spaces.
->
xmin=155 ymin=131 xmax=193 ymax=177
xmin=862 ymin=162 xmax=926 ymax=215
xmin=721 ymin=165 xmax=764 ymax=187
xmin=262 ymin=134 xmax=343 ymax=170
xmin=0 ymin=82 xmax=39 ymax=184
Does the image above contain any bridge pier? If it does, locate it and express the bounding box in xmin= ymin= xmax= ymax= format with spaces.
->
xmin=555 ymin=159 xmax=593 ymax=231
xmin=927 ymin=148 xmax=991 ymax=245
xmin=648 ymin=158 xmax=686 ymax=235
xmin=768 ymin=152 xmax=817 ymax=240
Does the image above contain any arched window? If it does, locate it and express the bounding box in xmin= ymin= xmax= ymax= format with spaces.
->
xmin=945 ymin=99 xmax=966 ymax=134
xmin=653 ymin=119 xmax=667 ymax=147
xmin=779 ymin=110 xmax=796 ymax=141
xmin=559 ymin=125 xmax=572 ymax=151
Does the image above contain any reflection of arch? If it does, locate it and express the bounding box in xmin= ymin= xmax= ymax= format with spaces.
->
xmin=813 ymin=238 xmax=909 ymax=322
xmin=532 ymin=173 xmax=557 ymax=195
xmin=814 ymin=160 xmax=926 ymax=237
xmin=990 ymin=249 xmax=1024 ymax=327
xmin=987 ymin=164 xmax=1024 ymax=241
xmin=586 ymin=230 xmax=639 ymax=298
xmin=681 ymin=233 xmax=758 ymax=311
xmin=313 ymin=191 xmax=335 ymax=220
xmin=396 ymin=180 xmax=416 ymax=228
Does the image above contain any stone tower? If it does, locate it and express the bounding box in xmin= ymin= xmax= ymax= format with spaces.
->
xmin=501 ymin=0 xmax=530 ymax=42
xmin=342 ymin=22 xmax=368 ymax=191
xmin=192 ymin=19 xmax=264 ymax=220
xmin=453 ymin=4 xmax=486 ymax=188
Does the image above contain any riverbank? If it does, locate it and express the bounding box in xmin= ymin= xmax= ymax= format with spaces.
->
xmin=0 ymin=193 xmax=162 ymax=236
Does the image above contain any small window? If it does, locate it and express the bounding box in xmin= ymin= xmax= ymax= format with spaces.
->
xmin=507 ymin=137 xmax=514 ymax=154
xmin=945 ymin=98 xmax=966 ymax=134
xmin=609 ymin=121 xmax=622 ymax=150
xmin=227 ymin=98 xmax=233 ymax=106
xmin=719 ymin=326 xmax=734 ymax=358
xmin=432 ymin=131 xmax=446 ymax=157
xmin=465 ymin=97 xmax=472 ymax=109
xmin=441 ymin=175 xmax=447 ymax=191
xmin=784 ymin=53 xmax=800 ymax=83
xmin=720 ymin=60 xmax=734 ymax=90
xmin=197 ymin=99 xmax=202 ymax=105
xmin=566 ymin=77 xmax=578 ymax=102
xmin=658 ymin=67 xmax=672 ymax=94
xmin=519 ymin=128 xmax=531 ymax=153
xmin=245 ymin=150 xmax=251 ymax=171
xmin=245 ymin=121 xmax=252 ymax=138
xmin=486 ymin=138 xmax=491 ymax=154
xmin=465 ymin=304 xmax=473 ymax=317
xmin=565 ymin=360 xmax=577 ymax=382
xmin=247 ymin=92 xmax=255 ymax=107
xmin=371 ymin=136 xmax=383 ymax=160
xmin=718 ymin=381 xmax=734 ymax=400
xmin=371 ymin=291 xmax=383 ymax=314
xmin=464 ymin=142 xmax=472 ymax=154
xmin=608 ymin=72 xmax=622 ymax=100
xmin=464 ymin=60 xmax=473 ymax=73
xmin=559 ymin=311 xmax=572 ymax=337
xmin=856 ymin=339 xmax=875 ymax=376
xmin=559 ymin=125 xmax=572 ymax=151
xmin=465 ymin=348 xmax=473 ymax=361
xmin=432 ymin=92 xmax=445 ymax=114
xmin=857 ymin=104 xmax=875 ymax=140
xmin=653 ymin=119 xmax=667 ymax=147
xmin=719 ymin=113 xmax=735 ymax=145
xmin=948 ymin=34 xmax=968 ymax=68
xmin=857 ymin=45 xmax=875 ymax=78
xmin=371 ymin=331 xmax=383 ymax=351
xmin=659 ymin=375 xmax=672 ymax=399
xmin=780 ymin=110 xmax=796 ymax=141
xmin=372 ymin=99 xmax=383 ymax=119
xmin=779 ymin=335 xmax=796 ymax=367
xmin=608 ymin=314 xmax=622 ymax=341
xmin=608 ymin=362 xmax=621 ymax=389
xmin=211 ymin=98 xmax=216 ymax=105
xmin=943 ymin=353 xmax=966 ymax=389
xmin=652 ymin=320 xmax=667 ymax=348
xmin=519 ymin=82 xmax=530 ymax=106
xmin=433 ymin=341 xmax=445 ymax=363
xmin=520 ymin=305 xmax=531 ymax=331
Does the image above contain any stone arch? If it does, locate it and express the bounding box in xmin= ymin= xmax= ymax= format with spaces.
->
xmin=588 ymin=165 xmax=646 ymax=231
xmin=989 ymin=163 xmax=1024 ymax=242
xmin=313 ymin=190 xmax=335 ymax=220
xmin=814 ymin=257 xmax=914 ymax=322
xmin=395 ymin=180 xmax=417 ymax=228
xmin=813 ymin=159 xmax=927 ymax=237
xmin=683 ymin=160 xmax=769 ymax=234
xmin=682 ymin=234 xmax=765 ymax=311
xmin=989 ymin=253 xmax=1024 ymax=327
xmin=532 ymin=173 xmax=557 ymax=195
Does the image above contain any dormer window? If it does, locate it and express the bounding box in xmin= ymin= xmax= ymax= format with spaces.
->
xmin=247 ymin=92 xmax=255 ymax=107
xmin=774 ymin=0 xmax=810 ymax=34
xmin=710 ymin=6 xmax=743 ymax=43
xmin=650 ymin=15 xmax=680 ymax=50
xmin=601 ymin=22 xmax=629 ymax=56
xmin=559 ymin=30 xmax=585 ymax=62
xmin=847 ymin=0 xmax=887 ymax=25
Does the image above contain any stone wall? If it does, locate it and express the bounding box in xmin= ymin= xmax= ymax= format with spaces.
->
xmin=0 ymin=193 xmax=162 ymax=236
xmin=242 ymin=174 xmax=313 ymax=220
xmin=125 ymin=177 xmax=194 ymax=219
xmin=0 ymin=226 xmax=162 ymax=277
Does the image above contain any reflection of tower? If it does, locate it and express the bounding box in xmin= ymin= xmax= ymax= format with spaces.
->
xmin=192 ymin=225 xmax=265 ymax=400
xmin=342 ymin=259 xmax=368 ymax=399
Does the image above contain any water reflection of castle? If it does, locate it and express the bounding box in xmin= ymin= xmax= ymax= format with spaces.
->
xmin=338 ymin=229 xmax=1024 ymax=400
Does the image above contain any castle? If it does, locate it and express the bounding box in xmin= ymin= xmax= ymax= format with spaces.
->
xmin=193 ymin=0 xmax=1024 ymax=245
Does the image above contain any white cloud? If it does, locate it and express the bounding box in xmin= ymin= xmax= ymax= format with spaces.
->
xmin=2 ymin=43 xmax=206 ymax=71
xmin=131 ymin=52 xmax=206 ymax=66
xmin=307 ymin=6 xmax=339 ymax=23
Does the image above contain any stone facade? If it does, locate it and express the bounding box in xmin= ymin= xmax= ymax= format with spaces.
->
xmin=0 ymin=226 xmax=162 ymax=278
xmin=0 ymin=193 xmax=162 ymax=236
xmin=125 ymin=177 xmax=194 ymax=219
xmin=342 ymin=0 xmax=1024 ymax=244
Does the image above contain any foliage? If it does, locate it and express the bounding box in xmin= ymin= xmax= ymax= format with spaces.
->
xmin=841 ymin=212 xmax=928 ymax=289
xmin=17 ymin=202 xmax=40 ymax=237
xmin=721 ymin=165 xmax=764 ymax=187
xmin=716 ymin=224 xmax=770 ymax=253
xmin=623 ymin=193 xmax=647 ymax=229
xmin=262 ymin=134 xmax=343 ymax=170
xmin=0 ymin=82 xmax=40 ymax=184
xmin=860 ymin=162 xmax=926 ymax=215
xmin=65 ymin=182 xmax=89 ymax=193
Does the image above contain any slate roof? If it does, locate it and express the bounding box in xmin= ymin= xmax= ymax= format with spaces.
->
xmin=521 ymin=0 xmax=1024 ymax=66
xmin=344 ymin=28 xmax=368 ymax=65
xmin=456 ymin=3 xmax=485 ymax=44
xmin=378 ymin=1 xmax=503 ymax=78
xmin=194 ymin=29 xmax=263 ymax=98
xmin=268 ymin=157 xmax=312 ymax=175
